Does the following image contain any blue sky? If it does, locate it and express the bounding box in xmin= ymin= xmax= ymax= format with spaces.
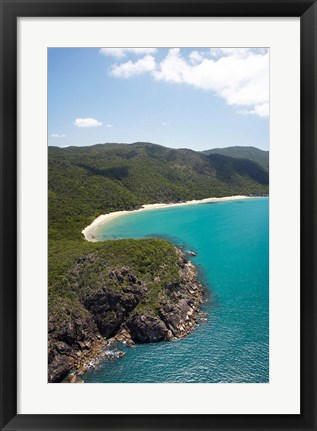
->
xmin=48 ymin=48 xmax=269 ymax=151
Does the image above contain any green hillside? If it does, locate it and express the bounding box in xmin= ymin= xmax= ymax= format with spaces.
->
xmin=202 ymin=146 xmax=269 ymax=171
xmin=49 ymin=142 xmax=269 ymax=234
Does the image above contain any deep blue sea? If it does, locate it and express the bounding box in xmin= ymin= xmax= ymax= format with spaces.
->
xmin=83 ymin=198 xmax=269 ymax=383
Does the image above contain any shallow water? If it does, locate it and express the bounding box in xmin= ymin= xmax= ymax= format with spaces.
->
xmin=83 ymin=198 xmax=269 ymax=383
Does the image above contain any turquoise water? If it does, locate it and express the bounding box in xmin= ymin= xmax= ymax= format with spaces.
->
xmin=84 ymin=198 xmax=269 ymax=383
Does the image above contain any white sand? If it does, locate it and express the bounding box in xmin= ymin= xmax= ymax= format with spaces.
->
xmin=82 ymin=195 xmax=251 ymax=242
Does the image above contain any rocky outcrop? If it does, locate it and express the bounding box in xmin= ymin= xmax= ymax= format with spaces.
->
xmin=127 ymin=313 xmax=168 ymax=342
xmin=48 ymin=250 xmax=206 ymax=382
xmin=83 ymin=269 xmax=147 ymax=338
xmin=48 ymin=354 xmax=73 ymax=383
xmin=48 ymin=314 xmax=101 ymax=383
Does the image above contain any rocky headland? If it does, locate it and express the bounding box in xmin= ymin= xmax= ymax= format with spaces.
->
xmin=48 ymin=247 xmax=207 ymax=383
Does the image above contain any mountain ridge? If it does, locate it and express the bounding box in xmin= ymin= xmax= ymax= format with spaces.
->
xmin=202 ymin=145 xmax=269 ymax=170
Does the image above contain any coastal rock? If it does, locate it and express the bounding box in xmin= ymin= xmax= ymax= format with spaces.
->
xmin=55 ymin=341 xmax=71 ymax=355
xmin=115 ymin=327 xmax=135 ymax=346
xmin=127 ymin=313 xmax=168 ymax=342
xmin=159 ymin=300 xmax=193 ymax=338
xmin=94 ymin=312 xmax=123 ymax=338
xmin=57 ymin=321 xmax=77 ymax=345
xmin=69 ymin=373 xmax=77 ymax=383
xmin=48 ymin=250 xmax=207 ymax=382
xmin=83 ymin=270 xmax=146 ymax=338
xmin=48 ymin=321 xmax=56 ymax=333
xmin=166 ymin=329 xmax=176 ymax=340
xmin=48 ymin=356 xmax=73 ymax=383
xmin=48 ymin=313 xmax=99 ymax=382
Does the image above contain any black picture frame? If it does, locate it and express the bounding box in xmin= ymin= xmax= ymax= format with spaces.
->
xmin=0 ymin=1 xmax=316 ymax=430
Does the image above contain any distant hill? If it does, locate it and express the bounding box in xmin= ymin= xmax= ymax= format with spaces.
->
xmin=48 ymin=142 xmax=269 ymax=228
xmin=202 ymin=146 xmax=269 ymax=171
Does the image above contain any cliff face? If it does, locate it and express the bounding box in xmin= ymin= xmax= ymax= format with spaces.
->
xmin=48 ymin=248 xmax=206 ymax=383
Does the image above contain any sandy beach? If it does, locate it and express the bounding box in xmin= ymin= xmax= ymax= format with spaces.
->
xmin=82 ymin=195 xmax=252 ymax=242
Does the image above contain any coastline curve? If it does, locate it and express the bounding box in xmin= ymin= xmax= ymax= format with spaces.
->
xmin=82 ymin=195 xmax=251 ymax=242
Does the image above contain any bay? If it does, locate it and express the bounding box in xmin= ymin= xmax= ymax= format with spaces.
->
xmin=83 ymin=197 xmax=269 ymax=383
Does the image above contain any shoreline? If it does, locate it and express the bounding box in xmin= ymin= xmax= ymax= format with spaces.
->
xmin=82 ymin=195 xmax=256 ymax=242
xmin=50 ymin=249 xmax=206 ymax=383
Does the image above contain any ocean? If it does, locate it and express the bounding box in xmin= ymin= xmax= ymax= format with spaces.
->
xmin=83 ymin=197 xmax=269 ymax=383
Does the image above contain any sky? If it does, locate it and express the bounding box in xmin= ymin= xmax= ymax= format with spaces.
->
xmin=48 ymin=47 xmax=269 ymax=151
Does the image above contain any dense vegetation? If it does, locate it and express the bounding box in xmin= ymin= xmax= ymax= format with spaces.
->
xmin=49 ymin=141 xmax=269 ymax=295
xmin=202 ymin=146 xmax=269 ymax=171
xmin=49 ymin=238 xmax=182 ymax=328
xmin=49 ymin=142 xmax=269 ymax=235
xmin=48 ymin=142 xmax=269 ymax=380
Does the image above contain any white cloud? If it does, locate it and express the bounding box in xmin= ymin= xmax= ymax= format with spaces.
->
xmin=106 ymin=47 xmax=269 ymax=118
xmin=189 ymin=50 xmax=204 ymax=64
xmin=255 ymin=103 xmax=270 ymax=117
xmin=210 ymin=48 xmax=268 ymax=58
xmin=110 ymin=55 xmax=156 ymax=78
xmin=51 ymin=133 xmax=66 ymax=138
xmin=238 ymin=103 xmax=269 ymax=118
xmin=74 ymin=118 xmax=102 ymax=128
xmin=106 ymin=124 xmax=113 ymax=128
xmin=100 ymin=48 xmax=157 ymax=58
xmin=162 ymin=122 xmax=169 ymax=126
xmin=210 ymin=48 xmax=251 ymax=58
xmin=152 ymin=48 xmax=269 ymax=117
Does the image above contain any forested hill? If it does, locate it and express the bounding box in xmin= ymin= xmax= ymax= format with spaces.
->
xmin=202 ymin=146 xmax=269 ymax=171
xmin=48 ymin=142 xmax=269 ymax=229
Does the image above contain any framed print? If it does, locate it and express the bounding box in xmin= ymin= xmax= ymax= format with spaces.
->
xmin=0 ymin=0 xmax=316 ymax=430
